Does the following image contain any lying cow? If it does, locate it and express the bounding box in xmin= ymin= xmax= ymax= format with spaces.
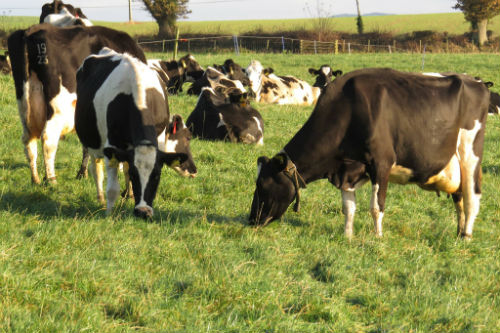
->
xmin=246 ymin=60 xmax=320 ymax=105
xmin=147 ymin=54 xmax=204 ymax=94
xmin=249 ymin=68 xmax=489 ymax=240
xmin=308 ymin=65 xmax=343 ymax=89
xmin=0 ymin=52 xmax=10 ymax=75
xmin=186 ymin=83 xmax=264 ymax=145
xmin=187 ymin=59 xmax=249 ymax=96
xmin=8 ymin=24 xmax=147 ymax=185
xmin=75 ymin=48 xmax=197 ymax=219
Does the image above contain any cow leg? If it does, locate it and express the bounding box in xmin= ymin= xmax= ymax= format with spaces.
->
xmin=341 ymin=189 xmax=356 ymax=238
xmin=41 ymin=120 xmax=64 ymax=184
xmin=76 ymin=146 xmax=89 ymax=179
xmin=23 ymin=134 xmax=41 ymax=184
xmin=105 ymin=158 xmax=121 ymax=216
xmin=452 ymin=193 xmax=465 ymax=236
xmin=89 ymin=156 xmax=105 ymax=204
xmin=370 ymin=176 xmax=390 ymax=237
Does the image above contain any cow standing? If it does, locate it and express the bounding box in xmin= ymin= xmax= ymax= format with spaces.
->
xmin=249 ymin=68 xmax=489 ymax=240
xmin=8 ymin=24 xmax=146 ymax=184
xmin=245 ymin=60 xmax=321 ymax=105
xmin=75 ymin=48 xmax=196 ymax=219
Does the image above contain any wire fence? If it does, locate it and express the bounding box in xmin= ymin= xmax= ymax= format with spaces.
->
xmin=137 ymin=35 xmax=493 ymax=55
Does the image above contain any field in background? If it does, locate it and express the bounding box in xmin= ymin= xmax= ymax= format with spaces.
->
xmin=1 ymin=13 xmax=499 ymax=38
xmin=0 ymin=53 xmax=499 ymax=332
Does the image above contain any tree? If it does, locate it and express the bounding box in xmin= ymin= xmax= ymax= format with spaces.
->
xmin=454 ymin=0 xmax=500 ymax=46
xmin=355 ymin=0 xmax=364 ymax=34
xmin=142 ymin=0 xmax=191 ymax=38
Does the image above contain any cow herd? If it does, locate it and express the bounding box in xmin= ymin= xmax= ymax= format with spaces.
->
xmin=2 ymin=0 xmax=499 ymax=239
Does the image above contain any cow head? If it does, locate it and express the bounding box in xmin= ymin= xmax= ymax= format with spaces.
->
xmin=249 ymin=153 xmax=306 ymax=225
xmin=104 ymin=145 xmax=187 ymax=219
xmin=179 ymin=54 xmax=204 ymax=82
xmin=40 ymin=0 xmax=88 ymax=23
xmin=165 ymin=114 xmax=197 ymax=177
xmin=246 ymin=60 xmax=265 ymax=96
xmin=309 ymin=65 xmax=342 ymax=89
xmin=220 ymin=59 xmax=250 ymax=86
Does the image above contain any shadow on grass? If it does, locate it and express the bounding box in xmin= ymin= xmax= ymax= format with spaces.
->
xmin=483 ymin=164 xmax=500 ymax=175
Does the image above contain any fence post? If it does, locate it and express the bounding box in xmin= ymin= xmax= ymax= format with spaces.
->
xmin=314 ymin=40 xmax=317 ymax=54
xmin=419 ymin=40 xmax=422 ymax=53
xmin=342 ymin=40 xmax=345 ymax=53
xmin=213 ymin=39 xmax=217 ymax=51
xmin=393 ymin=40 xmax=396 ymax=52
xmin=173 ymin=28 xmax=180 ymax=59
xmin=300 ymin=40 xmax=303 ymax=54
xmin=421 ymin=44 xmax=426 ymax=71
xmin=233 ymin=35 xmax=240 ymax=55
xmin=281 ymin=36 xmax=285 ymax=53
xmin=388 ymin=45 xmax=392 ymax=53
xmin=348 ymin=42 xmax=351 ymax=54
xmin=334 ymin=40 xmax=338 ymax=55
xmin=162 ymin=40 xmax=165 ymax=53
xmin=367 ymin=40 xmax=370 ymax=52
xmin=266 ymin=40 xmax=270 ymax=51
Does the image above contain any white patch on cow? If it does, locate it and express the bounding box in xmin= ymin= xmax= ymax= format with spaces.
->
xmin=370 ymin=184 xmax=383 ymax=237
xmin=165 ymin=139 xmax=178 ymax=153
xmin=497 ymin=106 xmax=500 ymax=114
xmin=457 ymin=119 xmax=483 ymax=238
xmin=44 ymin=7 xmax=93 ymax=27
xmin=321 ymin=66 xmax=331 ymax=76
xmin=105 ymin=156 xmax=121 ymax=215
xmin=157 ymin=128 xmax=166 ymax=151
xmin=134 ymin=145 xmax=157 ymax=212
xmin=252 ymin=116 xmax=264 ymax=145
xmin=423 ymin=154 xmax=461 ymax=193
xmin=246 ymin=60 xmax=264 ymax=101
xmin=341 ymin=189 xmax=356 ymax=238
xmin=217 ymin=113 xmax=226 ymax=128
xmin=422 ymin=72 xmax=445 ymax=78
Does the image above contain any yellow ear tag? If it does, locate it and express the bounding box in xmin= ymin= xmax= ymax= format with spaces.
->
xmin=181 ymin=60 xmax=187 ymax=69
xmin=108 ymin=155 xmax=120 ymax=168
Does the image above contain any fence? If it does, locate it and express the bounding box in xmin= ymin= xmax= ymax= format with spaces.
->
xmin=137 ymin=35 xmax=488 ymax=55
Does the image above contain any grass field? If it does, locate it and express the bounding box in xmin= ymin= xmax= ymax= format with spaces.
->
xmin=1 ymin=13 xmax=499 ymax=38
xmin=0 ymin=53 xmax=500 ymax=332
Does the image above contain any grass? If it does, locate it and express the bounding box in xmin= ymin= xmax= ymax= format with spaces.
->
xmin=0 ymin=53 xmax=500 ymax=332
xmin=0 ymin=13 xmax=499 ymax=38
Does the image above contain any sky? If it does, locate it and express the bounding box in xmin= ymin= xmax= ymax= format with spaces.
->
xmin=0 ymin=0 xmax=461 ymax=22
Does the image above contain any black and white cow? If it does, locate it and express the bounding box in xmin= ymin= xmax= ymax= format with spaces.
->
xmin=147 ymin=54 xmax=204 ymax=94
xmin=0 ymin=52 xmax=10 ymax=74
xmin=249 ymin=68 xmax=489 ymax=240
xmin=40 ymin=0 xmax=89 ymax=24
xmin=7 ymin=24 xmax=146 ymax=185
xmin=75 ymin=48 xmax=196 ymax=219
xmin=42 ymin=6 xmax=93 ymax=27
xmin=308 ymin=65 xmax=343 ymax=89
xmin=186 ymin=82 xmax=264 ymax=145
xmin=187 ymin=59 xmax=249 ymax=96
xmin=482 ymin=81 xmax=500 ymax=115
xmin=246 ymin=60 xmax=321 ymax=105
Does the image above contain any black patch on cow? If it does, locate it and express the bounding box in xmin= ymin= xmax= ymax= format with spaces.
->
xmin=279 ymin=76 xmax=298 ymax=88
xmin=262 ymin=81 xmax=279 ymax=94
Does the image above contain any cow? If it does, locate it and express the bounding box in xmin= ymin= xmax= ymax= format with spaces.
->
xmin=249 ymin=68 xmax=489 ymax=240
xmin=40 ymin=0 xmax=89 ymax=23
xmin=75 ymin=48 xmax=196 ymax=219
xmin=147 ymin=54 xmax=204 ymax=94
xmin=42 ymin=6 xmax=93 ymax=27
xmin=187 ymin=59 xmax=249 ymax=96
xmin=7 ymin=24 xmax=147 ymax=185
xmin=245 ymin=60 xmax=321 ymax=105
xmin=482 ymin=81 xmax=500 ymax=115
xmin=308 ymin=65 xmax=343 ymax=89
xmin=0 ymin=52 xmax=10 ymax=75
xmin=186 ymin=83 xmax=264 ymax=145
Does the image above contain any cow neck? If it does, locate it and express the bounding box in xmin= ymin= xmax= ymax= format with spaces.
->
xmin=281 ymin=149 xmax=307 ymax=213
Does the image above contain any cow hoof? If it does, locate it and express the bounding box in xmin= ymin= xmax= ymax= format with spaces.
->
xmin=97 ymin=194 xmax=106 ymax=205
xmin=134 ymin=207 xmax=153 ymax=220
xmin=45 ymin=177 xmax=57 ymax=185
xmin=460 ymin=233 xmax=472 ymax=241
xmin=32 ymin=177 xmax=41 ymax=185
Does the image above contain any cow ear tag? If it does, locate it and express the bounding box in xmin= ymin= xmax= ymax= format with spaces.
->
xmin=181 ymin=60 xmax=187 ymax=69
xmin=173 ymin=122 xmax=177 ymax=134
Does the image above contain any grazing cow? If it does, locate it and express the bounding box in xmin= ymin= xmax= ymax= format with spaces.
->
xmin=7 ymin=24 xmax=147 ymax=185
xmin=186 ymin=81 xmax=264 ymax=144
xmin=245 ymin=60 xmax=321 ymax=105
xmin=249 ymin=68 xmax=489 ymax=240
xmin=0 ymin=52 xmax=10 ymax=74
xmin=40 ymin=0 xmax=88 ymax=23
xmin=147 ymin=54 xmax=204 ymax=94
xmin=308 ymin=65 xmax=343 ymax=89
xmin=75 ymin=48 xmax=196 ymax=219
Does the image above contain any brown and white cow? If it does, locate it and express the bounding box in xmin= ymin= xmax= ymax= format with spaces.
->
xmin=250 ymin=68 xmax=489 ymax=240
xmin=7 ymin=24 xmax=147 ymax=184
xmin=245 ymin=60 xmax=321 ymax=105
xmin=75 ymin=48 xmax=197 ymax=219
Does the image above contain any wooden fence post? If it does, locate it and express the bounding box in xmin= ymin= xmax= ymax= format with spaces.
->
xmin=300 ymin=40 xmax=303 ymax=54
xmin=335 ymin=40 xmax=338 ymax=55
xmin=173 ymin=28 xmax=180 ymax=59
xmin=367 ymin=40 xmax=370 ymax=52
xmin=348 ymin=42 xmax=351 ymax=54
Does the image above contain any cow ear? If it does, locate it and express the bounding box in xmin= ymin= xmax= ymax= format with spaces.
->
xmin=308 ymin=68 xmax=319 ymax=75
xmin=271 ymin=152 xmax=288 ymax=171
xmin=180 ymin=59 xmax=187 ymax=69
xmin=158 ymin=151 xmax=188 ymax=167
xmin=103 ymin=147 xmax=130 ymax=163
xmin=257 ymin=156 xmax=270 ymax=166
xmin=484 ymin=81 xmax=494 ymax=88
xmin=333 ymin=70 xmax=343 ymax=77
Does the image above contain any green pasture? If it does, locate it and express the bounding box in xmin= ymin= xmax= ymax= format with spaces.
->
xmin=1 ymin=12 xmax=499 ymax=38
xmin=0 ymin=53 xmax=500 ymax=332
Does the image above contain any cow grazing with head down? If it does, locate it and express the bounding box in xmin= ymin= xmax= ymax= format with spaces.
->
xmin=186 ymin=69 xmax=264 ymax=145
xmin=147 ymin=54 xmax=204 ymax=94
xmin=308 ymin=65 xmax=342 ymax=89
xmin=250 ymin=68 xmax=489 ymax=240
xmin=75 ymin=48 xmax=197 ymax=219
xmin=8 ymin=24 xmax=147 ymax=185
xmin=245 ymin=60 xmax=321 ymax=105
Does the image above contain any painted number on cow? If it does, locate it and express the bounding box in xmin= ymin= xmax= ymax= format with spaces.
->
xmin=36 ymin=43 xmax=48 ymax=65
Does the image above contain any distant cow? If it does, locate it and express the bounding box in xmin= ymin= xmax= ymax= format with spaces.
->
xmin=250 ymin=68 xmax=489 ymax=240
xmin=482 ymin=81 xmax=500 ymax=115
xmin=187 ymin=59 xmax=249 ymax=96
xmin=8 ymin=24 xmax=147 ymax=184
xmin=75 ymin=48 xmax=196 ymax=219
xmin=308 ymin=65 xmax=342 ymax=89
xmin=0 ymin=52 xmax=10 ymax=74
xmin=187 ymin=81 xmax=264 ymax=144
xmin=246 ymin=60 xmax=321 ymax=105
xmin=147 ymin=54 xmax=204 ymax=94
xmin=40 ymin=0 xmax=89 ymax=24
